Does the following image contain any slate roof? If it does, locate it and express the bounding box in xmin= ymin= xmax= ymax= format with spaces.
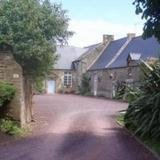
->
xmin=109 ymin=36 xmax=160 ymax=68
xmin=55 ymin=46 xmax=88 ymax=70
xmin=89 ymin=36 xmax=160 ymax=70
xmin=90 ymin=37 xmax=127 ymax=70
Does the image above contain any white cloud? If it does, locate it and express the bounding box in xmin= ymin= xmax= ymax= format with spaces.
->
xmin=68 ymin=19 xmax=143 ymax=47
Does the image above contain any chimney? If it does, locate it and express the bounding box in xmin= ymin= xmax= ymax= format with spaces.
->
xmin=103 ymin=34 xmax=114 ymax=44
xmin=127 ymin=33 xmax=136 ymax=40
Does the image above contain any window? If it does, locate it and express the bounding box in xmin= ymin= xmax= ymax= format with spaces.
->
xmin=64 ymin=72 xmax=72 ymax=87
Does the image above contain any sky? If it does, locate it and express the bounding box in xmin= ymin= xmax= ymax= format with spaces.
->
xmin=53 ymin=0 xmax=144 ymax=47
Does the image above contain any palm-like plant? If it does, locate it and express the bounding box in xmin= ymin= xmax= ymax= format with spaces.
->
xmin=125 ymin=60 xmax=160 ymax=139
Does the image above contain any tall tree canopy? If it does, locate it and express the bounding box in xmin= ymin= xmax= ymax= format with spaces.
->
xmin=0 ymin=0 xmax=72 ymax=79
xmin=133 ymin=0 xmax=160 ymax=41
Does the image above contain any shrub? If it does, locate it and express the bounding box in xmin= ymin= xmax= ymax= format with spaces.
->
xmin=114 ymin=81 xmax=126 ymax=100
xmin=115 ymin=81 xmax=141 ymax=103
xmin=0 ymin=119 xmax=28 ymax=136
xmin=79 ymin=74 xmax=91 ymax=96
xmin=33 ymin=78 xmax=44 ymax=94
xmin=124 ymin=60 xmax=160 ymax=139
xmin=0 ymin=82 xmax=16 ymax=107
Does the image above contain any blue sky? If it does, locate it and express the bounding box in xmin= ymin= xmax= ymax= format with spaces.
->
xmin=53 ymin=0 xmax=144 ymax=47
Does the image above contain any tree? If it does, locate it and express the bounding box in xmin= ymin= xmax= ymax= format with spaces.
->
xmin=0 ymin=0 xmax=72 ymax=80
xmin=133 ymin=0 xmax=160 ymax=41
xmin=0 ymin=0 xmax=72 ymax=122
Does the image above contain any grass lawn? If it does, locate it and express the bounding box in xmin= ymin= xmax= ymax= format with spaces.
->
xmin=116 ymin=111 xmax=160 ymax=156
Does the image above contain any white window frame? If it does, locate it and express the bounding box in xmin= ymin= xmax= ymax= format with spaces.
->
xmin=64 ymin=72 xmax=72 ymax=87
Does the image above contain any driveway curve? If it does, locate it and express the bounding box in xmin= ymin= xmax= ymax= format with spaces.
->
xmin=0 ymin=94 xmax=157 ymax=160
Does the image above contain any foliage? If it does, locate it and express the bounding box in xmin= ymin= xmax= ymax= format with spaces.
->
xmin=114 ymin=81 xmax=126 ymax=100
xmin=0 ymin=119 xmax=28 ymax=136
xmin=79 ymin=74 xmax=91 ymax=96
xmin=144 ymin=139 xmax=160 ymax=155
xmin=125 ymin=60 xmax=160 ymax=139
xmin=0 ymin=0 xmax=72 ymax=80
xmin=33 ymin=78 xmax=45 ymax=94
xmin=125 ymin=86 xmax=141 ymax=103
xmin=133 ymin=0 xmax=160 ymax=41
xmin=0 ymin=82 xmax=16 ymax=108
xmin=117 ymin=111 xmax=160 ymax=155
xmin=116 ymin=111 xmax=125 ymax=127
xmin=115 ymin=81 xmax=141 ymax=103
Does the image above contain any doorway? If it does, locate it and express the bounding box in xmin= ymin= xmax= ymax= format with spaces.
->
xmin=47 ymin=80 xmax=56 ymax=94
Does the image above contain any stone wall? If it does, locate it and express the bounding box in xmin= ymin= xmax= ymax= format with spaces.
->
xmin=89 ymin=66 xmax=142 ymax=98
xmin=0 ymin=51 xmax=26 ymax=126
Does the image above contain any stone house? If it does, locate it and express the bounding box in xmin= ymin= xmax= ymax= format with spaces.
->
xmin=45 ymin=46 xmax=88 ymax=94
xmin=45 ymin=33 xmax=160 ymax=97
xmin=0 ymin=43 xmax=32 ymax=126
xmin=45 ymin=35 xmax=114 ymax=94
xmin=72 ymin=35 xmax=114 ymax=89
xmin=88 ymin=34 xmax=160 ymax=98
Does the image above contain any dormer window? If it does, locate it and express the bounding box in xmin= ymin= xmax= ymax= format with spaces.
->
xmin=127 ymin=53 xmax=141 ymax=66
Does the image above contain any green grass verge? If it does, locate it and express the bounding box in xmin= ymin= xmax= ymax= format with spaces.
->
xmin=116 ymin=112 xmax=160 ymax=156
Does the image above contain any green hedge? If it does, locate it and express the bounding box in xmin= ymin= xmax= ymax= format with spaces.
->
xmin=0 ymin=82 xmax=16 ymax=107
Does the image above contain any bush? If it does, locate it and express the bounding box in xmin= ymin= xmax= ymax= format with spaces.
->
xmin=124 ymin=60 xmax=160 ymax=139
xmin=0 ymin=119 xmax=27 ymax=136
xmin=115 ymin=81 xmax=141 ymax=103
xmin=79 ymin=74 xmax=91 ymax=96
xmin=114 ymin=81 xmax=126 ymax=100
xmin=33 ymin=78 xmax=44 ymax=94
xmin=0 ymin=82 xmax=16 ymax=107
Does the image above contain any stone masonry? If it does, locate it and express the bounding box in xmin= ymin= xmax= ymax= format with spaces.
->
xmin=74 ymin=35 xmax=114 ymax=91
xmin=47 ymin=69 xmax=76 ymax=93
xmin=0 ymin=50 xmax=29 ymax=127
xmin=90 ymin=66 xmax=142 ymax=98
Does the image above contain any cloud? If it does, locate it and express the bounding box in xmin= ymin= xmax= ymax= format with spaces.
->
xmin=68 ymin=19 xmax=143 ymax=47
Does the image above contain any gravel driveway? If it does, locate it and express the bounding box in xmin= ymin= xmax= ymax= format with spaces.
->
xmin=0 ymin=94 xmax=157 ymax=160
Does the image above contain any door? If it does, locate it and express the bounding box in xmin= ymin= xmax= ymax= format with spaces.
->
xmin=47 ymin=80 xmax=55 ymax=94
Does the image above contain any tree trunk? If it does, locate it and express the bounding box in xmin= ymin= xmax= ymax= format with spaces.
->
xmin=24 ymin=76 xmax=33 ymax=123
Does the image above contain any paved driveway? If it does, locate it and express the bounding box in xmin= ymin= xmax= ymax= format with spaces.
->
xmin=0 ymin=94 xmax=157 ymax=160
